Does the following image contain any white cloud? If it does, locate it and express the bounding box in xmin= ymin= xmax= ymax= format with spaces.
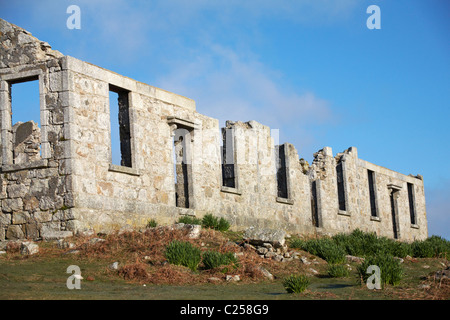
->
xmin=157 ymin=44 xmax=334 ymax=150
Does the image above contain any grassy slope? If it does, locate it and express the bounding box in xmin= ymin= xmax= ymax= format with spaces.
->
xmin=0 ymin=230 xmax=448 ymax=300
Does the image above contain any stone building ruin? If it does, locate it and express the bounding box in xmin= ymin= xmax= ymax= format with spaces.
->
xmin=0 ymin=19 xmax=428 ymax=243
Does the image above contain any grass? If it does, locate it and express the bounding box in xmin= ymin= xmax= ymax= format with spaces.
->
xmin=0 ymin=228 xmax=448 ymax=300
xmin=283 ymin=274 xmax=310 ymax=293
xmin=357 ymin=255 xmax=404 ymax=287
xmin=177 ymin=214 xmax=231 ymax=232
xmin=327 ymin=264 xmax=350 ymax=278
xmin=201 ymin=251 xmax=238 ymax=270
xmin=292 ymin=229 xmax=450 ymax=261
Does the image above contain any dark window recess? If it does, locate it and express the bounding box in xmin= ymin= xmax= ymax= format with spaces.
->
xmin=311 ymin=180 xmax=320 ymax=227
xmin=336 ymin=162 xmax=346 ymax=211
xmin=368 ymin=170 xmax=377 ymax=217
xmin=221 ymin=128 xmax=235 ymax=188
xmin=109 ymin=85 xmax=131 ymax=167
xmin=390 ymin=190 xmax=399 ymax=239
xmin=276 ymin=144 xmax=288 ymax=199
xmin=407 ymin=183 xmax=416 ymax=225
xmin=174 ymin=131 xmax=190 ymax=208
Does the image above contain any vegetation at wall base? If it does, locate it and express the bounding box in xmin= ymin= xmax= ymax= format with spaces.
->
xmin=201 ymin=251 xmax=238 ymax=270
xmin=177 ymin=216 xmax=202 ymax=225
xmin=201 ymin=214 xmax=231 ymax=232
xmin=176 ymin=214 xmax=231 ymax=232
xmin=164 ymin=240 xmax=202 ymax=271
xmin=146 ymin=219 xmax=157 ymax=228
xmin=327 ymin=264 xmax=350 ymax=278
xmin=291 ymin=229 xmax=450 ymax=262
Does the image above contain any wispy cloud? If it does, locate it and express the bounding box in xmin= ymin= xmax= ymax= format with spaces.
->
xmin=157 ymin=44 xmax=334 ymax=151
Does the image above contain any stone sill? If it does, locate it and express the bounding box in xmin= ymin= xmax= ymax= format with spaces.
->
xmin=1 ymin=159 xmax=48 ymax=172
xmin=108 ymin=164 xmax=140 ymax=176
xmin=370 ymin=216 xmax=381 ymax=222
xmin=410 ymin=224 xmax=420 ymax=229
xmin=338 ymin=210 xmax=351 ymax=217
xmin=276 ymin=197 xmax=294 ymax=205
xmin=221 ymin=186 xmax=242 ymax=195
xmin=176 ymin=207 xmax=196 ymax=216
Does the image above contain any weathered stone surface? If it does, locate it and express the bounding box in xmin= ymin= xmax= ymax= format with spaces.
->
xmin=258 ymin=266 xmax=274 ymax=280
xmin=12 ymin=212 xmax=30 ymax=225
xmin=2 ymin=198 xmax=23 ymax=213
xmin=257 ymin=247 xmax=268 ymax=255
xmin=25 ymin=223 xmax=39 ymax=239
xmin=7 ymin=184 xmax=28 ymax=198
xmin=20 ymin=241 xmax=39 ymax=255
xmin=264 ymin=252 xmax=277 ymax=259
xmin=300 ymin=257 xmax=311 ymax=265
xmin=6 ymin=225 xmax=24 ymax=240
xmin=0 ymin=214 xmax=11 ymax=225
xmin=40 ymin=226 xmax=73 ymax=240
xmin=243 ymin=227 xmax=286 ymax=248
xmin=89 ymin=238 xmax=105 ymax=245
xmin=274 ymin=254 xmax=283 ymax=262
xmin=56 ymin=239 xmax=75 ymax=249
xmin=175 ymin=223 xmax=202 ymax=239
xmin=226 ymin=275 xmax=240 ymax=282
xmin=108 ymin=262 xmax=119 ymax=271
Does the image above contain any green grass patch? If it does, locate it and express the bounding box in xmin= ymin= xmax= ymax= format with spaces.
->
xmin=327 ymin=264 xmax=350 ymax=278
xmin=201 ymin=214 xmax=231 ymax=232
xmin=357 ymin=255 xmax=403 ymax=287
xmin=201 ymin=251 xmax=238 ymax=271
xmin=282 ymin=274 xmax=310 ymax=294
xmin=294 ymin=238 xmax=346 ymax=264
xmin=177 ymin=216 xmax=202 ymax=225
xmin=164 ymin=240 xmax=201 ymax=271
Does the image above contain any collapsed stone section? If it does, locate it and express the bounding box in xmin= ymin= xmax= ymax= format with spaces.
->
xmin=0 ymin=18 xmax=428 ymax=242
xmin=12 ymin=121 xmax=41 ymax=164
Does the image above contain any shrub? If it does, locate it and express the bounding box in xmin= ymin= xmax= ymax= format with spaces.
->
xmin=202 ymin=251 xmax=238 ymax=270
xmin=357 ymin=255 xmax=403 ymax=287
xmin=217 ymin=217 xmax=231 ymax=231
xmin=283 ymin=274 xmax=309 ymax=294
xmin=412 ymin=236 xmax=450 ymax=258
xmin=164 ymin=240 xmax=202 ymax=271
xmin=389 ymin=240 xmax=413 ymax=258
xmin=177 ymin=216 xmax=202 ymax=225
xmin=146 ymin=219 xmax=158 ymax=228
xmin=300 ymin=238 xmax=346 ymax=264
xmin=202 ymin=214 xmax=219 ymax=229
xmin=327 ymin=264 xmax=350 ymax=278
xmin=331 ymin=229 xmax=416 ymax=258
xmin=288 ymin=238 xmax=303 ymax=249
xmin=332 ymin=229 xmax=384 ymax=257
xmin=200 ymin=214 xmax=231 ymax=232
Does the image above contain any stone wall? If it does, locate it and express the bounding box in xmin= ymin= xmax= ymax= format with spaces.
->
xmin=0 ymin=18 xmax=428 ymax=242
xmin=0 ymin=19 xmax=74 ymax=241
xmin=308 ymin=147 xmax=427 ymax=242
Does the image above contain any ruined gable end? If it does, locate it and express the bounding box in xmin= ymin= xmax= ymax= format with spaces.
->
xmin=0 ymin=18 xmax=63 ymax=69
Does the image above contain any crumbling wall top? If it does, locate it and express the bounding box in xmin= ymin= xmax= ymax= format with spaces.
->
xmin=0 ymin=18 xmax=63 ymax=69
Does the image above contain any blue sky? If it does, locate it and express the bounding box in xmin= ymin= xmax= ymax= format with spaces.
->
xmin=2 ymin=0 xmax=449 ymax=239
